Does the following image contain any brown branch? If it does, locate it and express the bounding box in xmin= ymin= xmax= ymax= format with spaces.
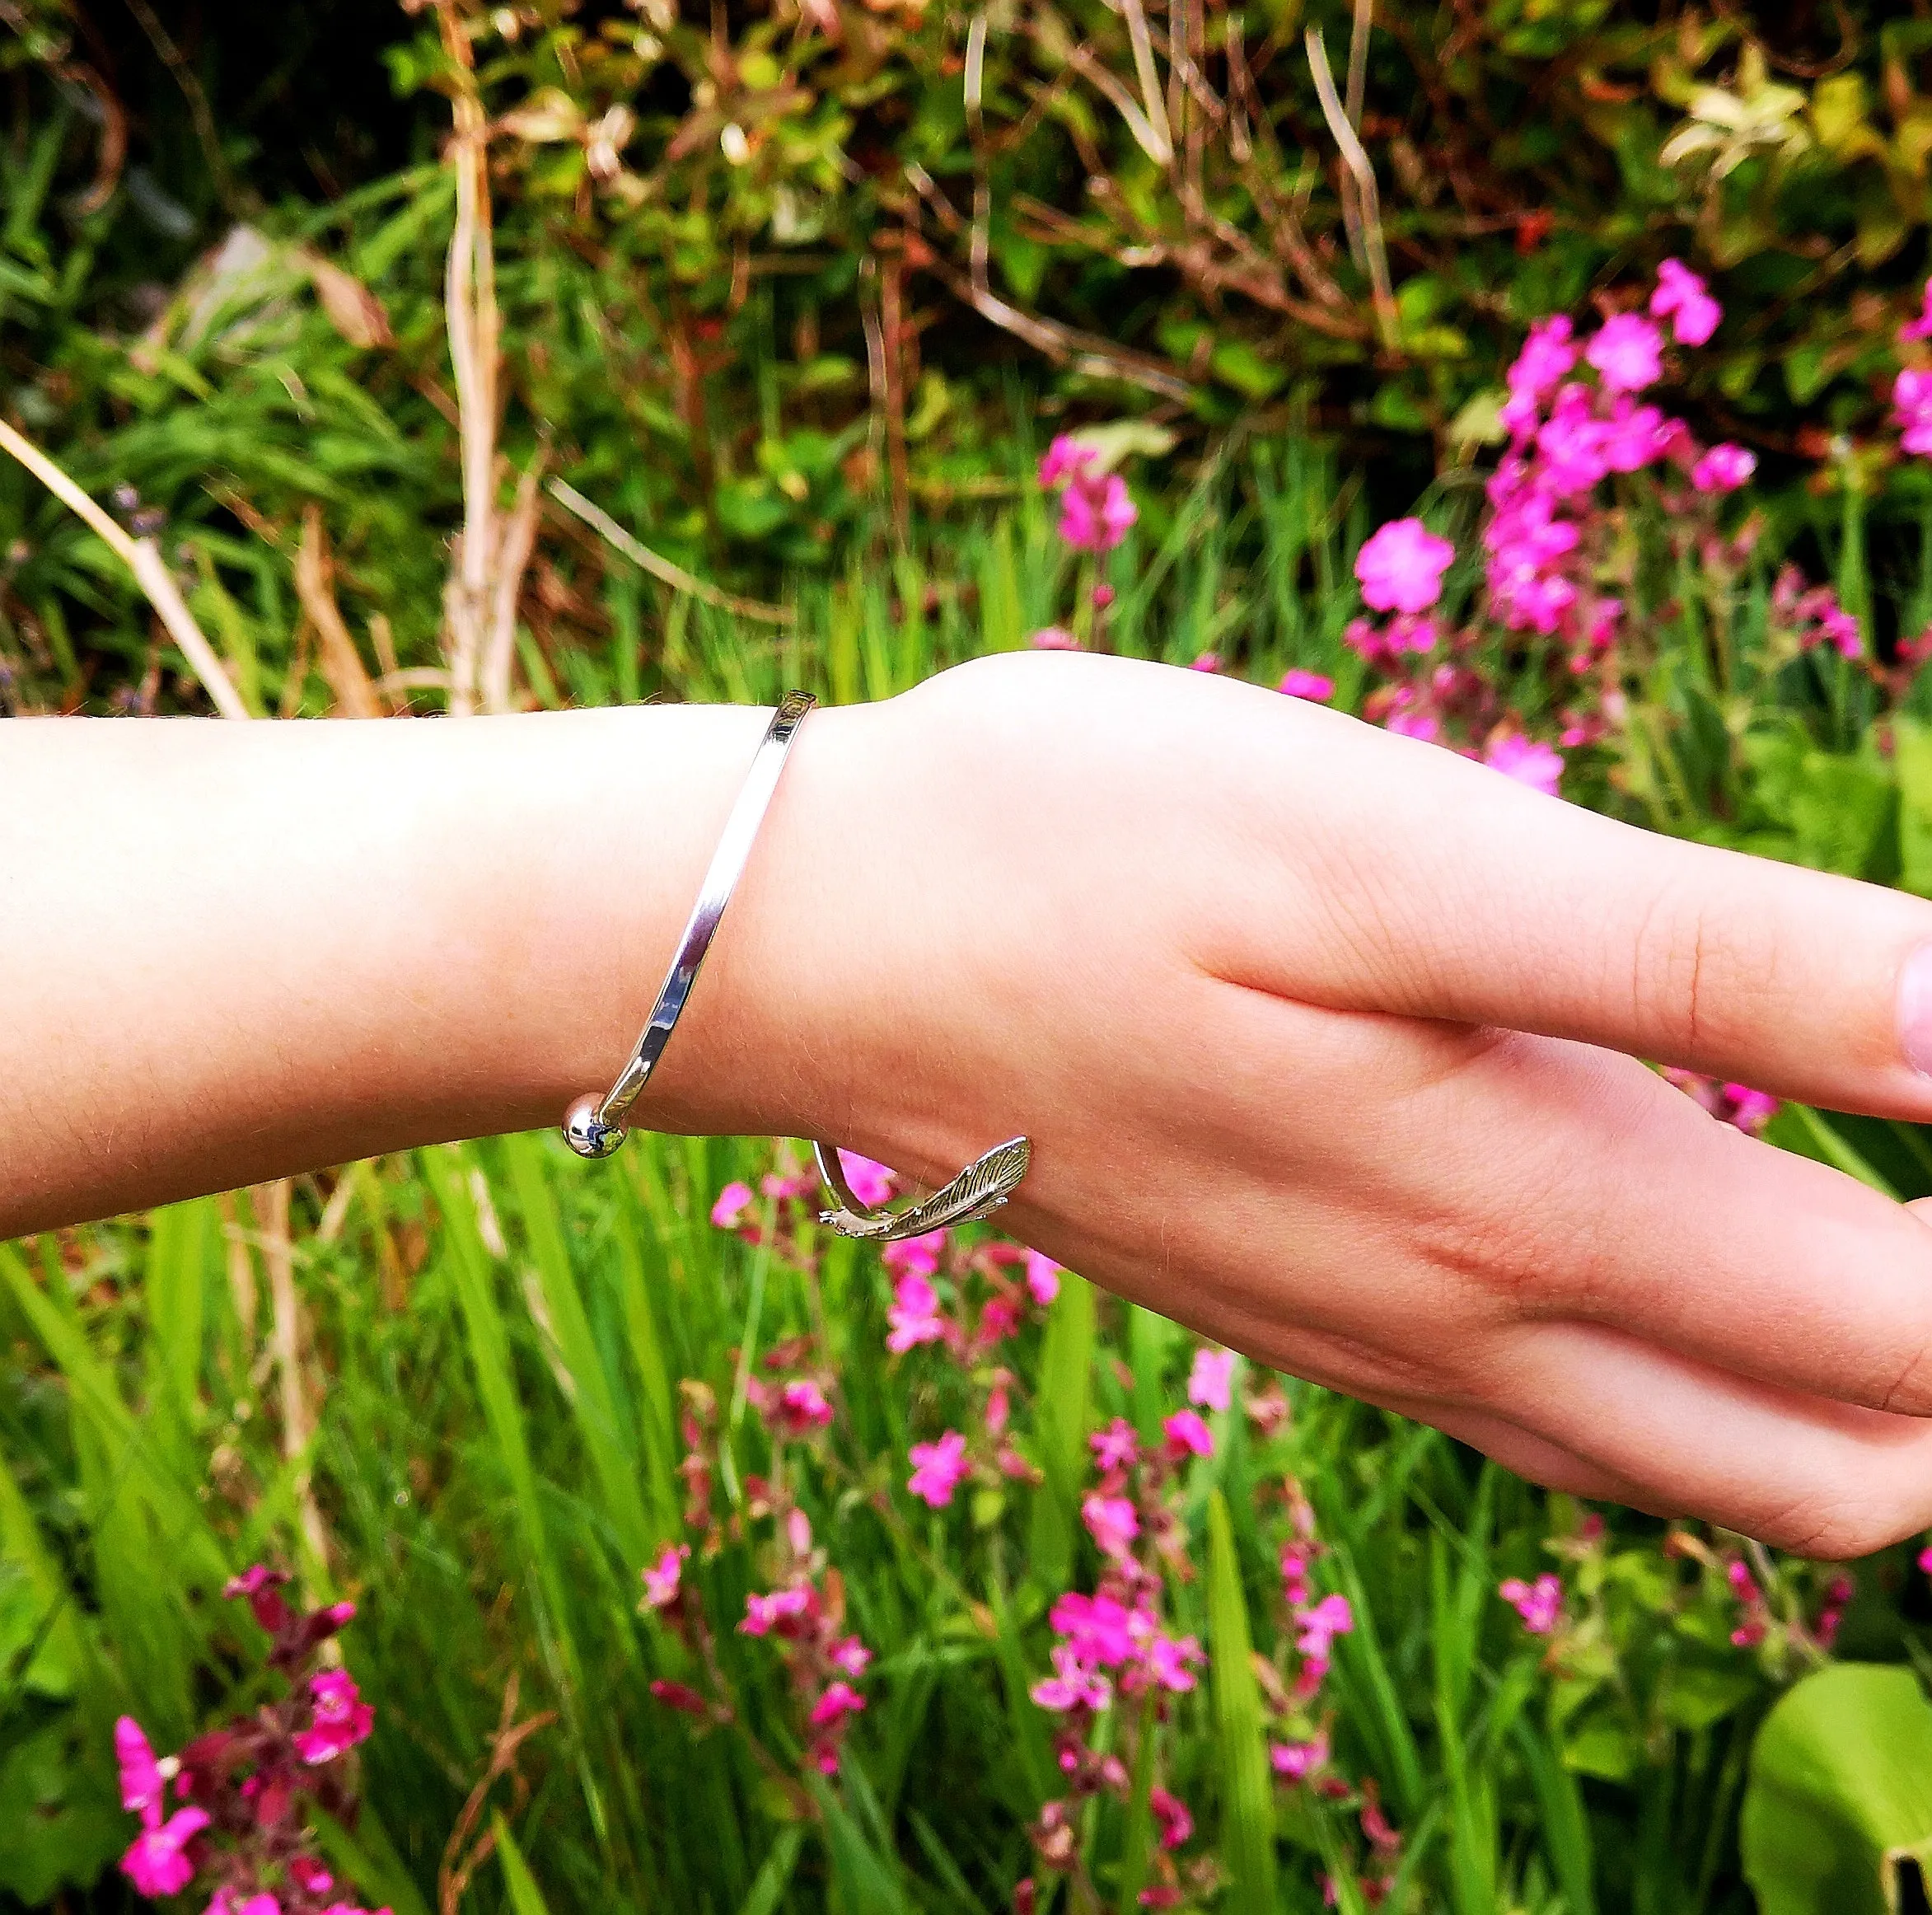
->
xmin=0 ymin=416 xmax=250 ymax=718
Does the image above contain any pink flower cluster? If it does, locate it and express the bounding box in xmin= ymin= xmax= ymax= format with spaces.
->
xmin=1022 ymin=1370 xmax=1230 ymax=1908
xmin=736 ymin=1565 xmax=873 ymax=1774
xmin=1335 ymin=259 xmax=1794 ymax=779
xmin=1040 ymin=435 xmax=1139 ymax=555
xmin=884 ymin=1234 xmax=1060 ymax=1362
xmin=887 ymin=1235 xmax=1064 ymax=1506
xmin=1484 ymin=267 xmax=1750 ymax=649
xmin=114 ymin=1568 xmax=386 ymax=1915
xmin=647 ymin=1362 xmax=873 ymax=1780
xmin=1262 ymin=1483 xmax=1405 ymax=1906
xmin=1769 ymin=565 xmax=1864 ymax=660
xmin=1499 ymin=1573 xmax=1563 ymax=1636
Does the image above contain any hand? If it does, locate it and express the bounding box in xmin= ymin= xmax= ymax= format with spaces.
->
xmin=689 ymin=649 xmax=1932 ymax=1557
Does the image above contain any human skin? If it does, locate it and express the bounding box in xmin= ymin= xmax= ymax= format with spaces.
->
xmin=8 ymin=648 xmax=1932 ymax=1556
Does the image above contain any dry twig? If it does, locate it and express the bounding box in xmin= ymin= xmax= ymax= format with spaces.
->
xmin=437 ymin=1674 xmax=558 ymax=1915
xmin=1306 ymin=26 xmax=1400 ymax=353
xmin=0 ymin=416 xmax=250 ymax=719
xmin=546 ymin=480 xmax=794 ymax=626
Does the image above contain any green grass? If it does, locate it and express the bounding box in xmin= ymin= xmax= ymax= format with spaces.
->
xmin=8 ymin=445 xmax=1932 ymax=1913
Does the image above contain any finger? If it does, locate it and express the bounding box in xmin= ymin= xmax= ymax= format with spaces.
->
xmin=1192 ymin=674 xmax=1932 ymax=1120
xmin=1501 ymin=1318 xmax=1932 ymax=1556
xmin=1426 ymin=1031 xmax=1932 ymax=1419
xmin=1372 ymin=1393 xmax=1654 ymax=1506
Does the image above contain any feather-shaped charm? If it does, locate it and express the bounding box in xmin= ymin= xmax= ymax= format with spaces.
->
xmin=813 ymin=1136 xmax=1031 ymax=1242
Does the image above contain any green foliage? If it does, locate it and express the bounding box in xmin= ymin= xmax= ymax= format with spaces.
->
xmin=1740 ymin=1665 xmax=1932 ymax=1915
xmin=16 ymin=2 xmax=1932 ymax=716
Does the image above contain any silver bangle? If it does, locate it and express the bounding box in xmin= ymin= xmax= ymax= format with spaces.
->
xmin=562 ymin=691 xmax=816 ymax=1161
xmin=564 ymin=691 xmax=1031 ymax=1243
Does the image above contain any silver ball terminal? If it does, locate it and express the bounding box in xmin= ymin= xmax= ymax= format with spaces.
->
xmin=563 ymin=1093 xmax=626 ymax=1160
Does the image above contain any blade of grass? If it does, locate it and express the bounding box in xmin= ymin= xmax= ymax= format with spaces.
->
xmin=1206 ymin=1489 xmax=1276 ymax=1915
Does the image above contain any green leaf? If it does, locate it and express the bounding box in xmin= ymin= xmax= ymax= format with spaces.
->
xmin=1742 ymin=1665 xmax=1932 ymax=1915
xmin=1206 ymin=1490 xmax=1276 ymax=1915
xmin=1894 ymin=717 xmax=1932 ymax=896
xmin=1027 ymin=1272 xmax=1094 ymax=1592
xmin=493 ymin=1811 xmax=556 ymax=1915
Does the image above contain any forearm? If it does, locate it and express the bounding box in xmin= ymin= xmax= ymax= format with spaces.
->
xmin=0 ymin=703 xmax=828 ymax=1235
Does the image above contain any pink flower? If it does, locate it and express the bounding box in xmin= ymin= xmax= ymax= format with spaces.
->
xmin=1278 ymin=668 xmax=1336 ymax=702
xmin=1187 ymin=1347 xmax=1235 ymax=1413
xmin=741 ymin=1587 xmax=813 ymax=1636
xmin=1691 ymin=442 xmax=1755 ymax=493
xmin=1089 ymin=1417 xmax=1140 ymax=1473
xmin=1022 ymin=1249 xmax=1062 ymax=1306
xmin=650 ymin=1679 xmax=710 ymax=1716
xmin=1355 ymin=517 xmax=1455 ymax=615
xmin=115 ymin=1716 xmax=166 ymax=1823
xmin=1082 ymin=1493 xmax=1140 ymax=1559
xmin=884 ymin=1229 xmax=947 ymax=1282
xmin=908 ymin=1430 xmax=969 ymax=1508
xmin=1821 ymin=606 xmax=1863 ymax=658
xmin=1149 ymin=1786 xmax=1193 ymax=1850
xmin=641 ymin=1543 xmax=689 ymax=1609
xmin=1029 ymin=626 xmax=1082 ymax=650
xmin=1902 ymin=277 xmax=1932 ymax=344
xmin=1723 ymin=1084 xmax=1779 ymax=1133
xmin=1897 ymin=369 xmax=1932 ymax=455
xmin=831 ymin=1635 xmax=873 ymax=1677
xmin=289 ymin=1856 xmax=335 ymax=1894
xmin=1650 ymin=260 xmax=1721 ymax=347
xmin=1584 ymin=314 xmax=1663 ymax=392
xmin=1162 ymin=1409 xmax=1214 ymax=1460
xmin=1918 ymin=1544 xmax=1932 ymax=1575
xmin=978 ymin=1295 xmax=1021 ymax=1344
xmin=1601 ymin=398 xmax=1668 ymax=473
xmin=1295 ymin=1593 xmax=1354 ymax=1659
xmin=1050 ymin=1592 xmax=1138 ymax=1665
xmin=1060 ymin=472 xmax=1138 ymax=553
xmin=1038 ymin=435 xmax=1096 ymax=488
xmin=774 ymin=1379 xmax=834 ymax=1433
xmin=886 ymin=1272 xmax=947 ymax=1352
xmin=985 ymin=1379 xmax=1011 ymax=1435
xmin=1534 ymin=386 xmax=1612 ymax=497
xmin=237 ymin=1898 xmax=283 ymax=1915
xmin=293 ymin=1670 xmax=374 ymax=1765
xmin=1031 ymin=1643 xmax=1112 ymax=1712
xmin=1270 ymin=1732 xmax=1329 ymax=1780
xmin=120 ymin=1807 xmax=209 ymax=1897
xmin=1500 ymin=316 xmax=1578 ymax=433
xmin=837 ymin=1152 xmax=895 ymax=1208
xmin=1384 ymin=709 xmax=1440 ymax=742
xmin=1484 ymin=733 xmax=1564 ymax=797
xmin=1147 ymin=1632 xmax=1205 ymax=1693
xmin=223 ymin=1562 xmax=292 ymax=1633
xmin=1499 ymin=1573 xmax=1563 ymax=1635
xmin=810 ymin=1680 xmax=868 ymax=1726
xmin=710 ymin=1182 xmax=754 ymax=1229
xmin=1191 ymin=652 xmax=1222 ymax=672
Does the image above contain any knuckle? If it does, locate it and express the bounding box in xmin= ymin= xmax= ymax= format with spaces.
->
xmin=1875 ymin=1336 xmax=1932 ymax=1418
xmin=1753 ymin=1488 xmax=1919 ymax=1562
xmin=1629 ymin=875 xmax=1779 ymax=1059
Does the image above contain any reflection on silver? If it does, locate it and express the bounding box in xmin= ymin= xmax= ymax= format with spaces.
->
xmin=563 ymin=691 xmax=815 ymax=1159
xmin=812 ymin=1136 xmax=1031 ymax=1241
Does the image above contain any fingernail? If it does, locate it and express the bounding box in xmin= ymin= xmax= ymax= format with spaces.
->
xmin=1899 ymin=943 xmax=1932 ymax=1078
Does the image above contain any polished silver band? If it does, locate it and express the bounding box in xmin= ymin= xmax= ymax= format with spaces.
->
xmin=564 ymin=689 xmax=1033 ymax=1242
xmin=562 ymin=691 xmax=816 ymax=1159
